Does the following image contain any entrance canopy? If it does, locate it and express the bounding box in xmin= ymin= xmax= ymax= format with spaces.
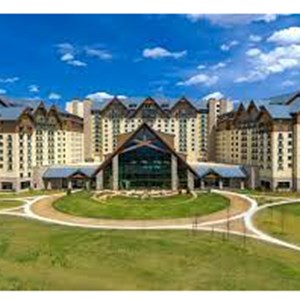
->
xmin=190 ymin=162 xmax=246 ymax=179
xmin=93 ymin=122 xmax=198 ymax=190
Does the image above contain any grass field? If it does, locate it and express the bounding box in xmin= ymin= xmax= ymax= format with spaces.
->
xmin=240 ymin=189 xmax=300 ymax=199
xmin=0 ymin=190 xmax=61 ymax=199
xmin=0 ymin=216 xmax=300 ymax=290
xmin=255 ymin=203 xmax=300 ymax=245
xmin=0 ymin=200 xmax=24 ymax=210
xmin=53 ymin=191 xmax=229 ymax=220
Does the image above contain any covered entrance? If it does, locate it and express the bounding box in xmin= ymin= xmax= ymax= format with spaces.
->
xmin=93 ymin=123 xmax=197 ymax=191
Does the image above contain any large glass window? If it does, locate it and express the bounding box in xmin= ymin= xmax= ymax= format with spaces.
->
xmin=119 ymin=146 xmax=171 ymax=189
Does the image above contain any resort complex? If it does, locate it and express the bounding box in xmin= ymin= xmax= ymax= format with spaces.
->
xmin=3 ymin=91 xmax=300 ymax=192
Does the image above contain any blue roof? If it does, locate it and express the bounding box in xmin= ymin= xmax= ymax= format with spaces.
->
xmin=265 ymin=91 xmax=299 ymax=105
xmin=190 ymin=163 xmax=246 ymax=178
xmin=43 ymin=165 xmax=99 ymax=179
xmin=263 ymin=104 xmax=292 ymax=119
xmin=0 ymin=107 xmax=26 ymax=121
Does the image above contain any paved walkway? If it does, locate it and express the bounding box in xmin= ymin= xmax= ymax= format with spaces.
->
xmin=1 ymin=190 xmax=300 ymax=252
xmin=26 ymin=191 xmax=250 ymax=228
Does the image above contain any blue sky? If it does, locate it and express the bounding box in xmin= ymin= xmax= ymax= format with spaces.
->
xmin=1 ymin=14 xmax=300 ymax=107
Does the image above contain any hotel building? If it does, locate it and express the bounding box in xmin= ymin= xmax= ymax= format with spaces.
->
xmin=0 ymin=97 xmax=84 ymax=191
xmin=215 ymin=91 xmax=300 ymax=191
xmin=66 ymin=96 xmax=233 ymax=163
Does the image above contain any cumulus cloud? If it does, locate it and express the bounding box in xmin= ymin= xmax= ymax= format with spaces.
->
xmin=61 ymin=53 xmax=74 ymax=62
xmin=246 ymin=48 xmax=262 ymax=57
xmin=267 ymin=27 xmax=300 ymax=45
xmin=56 ymin=42 xmax=87 ymax=67
xmin=282 ymin=79 xmax=296 ymax=87
xmin=177 ymin=74 xmax=218 ymax=87
xmin=220 ymin=40 xmax=239 ymax=51
xmin=187 ymin=14 xmax=277 ymax=26
xmin=56 ymin=43 xmax=114 ymax=67
xmin=0 ymin=77 xmax=19 ymax=83
xmin=48 ymin=92 xmax=62 ymax=100
xmin=67 ymin=60 xmax=87 ymax=67
xmin=56 ymin=43 xmax=75 ymax=55
xmin=86 ymin=91 xmax=127 ymax=102
xmin=0 ymin=88 xmax=7 ymax=94
xmin=85 ymin=47 xmax=113 ymax=60
xmin=143 ymin=47 xmax=187 ymax=59
xmin=197 ymin=64 xmax=206 ymax=70
xmin=202 ymin=91 xmax=225 ymax=100
xmin=249 ymin=35 xmax=262 ymax=43
xmin=28 ymin=84 xmax=39 ymax=93
xmin=236 ymin=44 xmax=300 ymax=83
xmin=211 ymin=61 xmax=227 ymax=70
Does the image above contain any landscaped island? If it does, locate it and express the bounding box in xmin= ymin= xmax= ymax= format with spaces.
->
xmin=53 ymin=191 xmax=229 ymax=220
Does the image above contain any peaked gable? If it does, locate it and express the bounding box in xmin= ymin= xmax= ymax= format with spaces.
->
xmin=93 ymin=122 xmax=198 ymax=177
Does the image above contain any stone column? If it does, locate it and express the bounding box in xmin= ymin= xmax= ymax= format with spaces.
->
xmin=47 ymin=180 xmax=52 ymax=190
xmin=68 ymin=179 xmax=72 ymax=190
xmin=218 ymin=179 xmax=223 ymax=190
xmin=112 ymin=155 xmax=119 ymax=191
xmin=200 ymin=179 xmax=205 ymax=189
xmin=85 ymin=179 xmax=90 ymax=191
xmin=96 ymin=170 xmax=104 ymax=190
xmin=240 ymin=179 xmax=245 ymax=190
xmin=171 ymin=154 xmax=178 ymax=191
xmin=187 ymin=170 xmax=194 ymax=191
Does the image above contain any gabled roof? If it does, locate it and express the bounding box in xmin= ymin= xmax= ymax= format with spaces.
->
xmin=93 ymin=122 xmax=198 ymax=177
xmin=0 ymin=106 xmax=27 ymax=121
xmin=266 ymin=91 xmax=300 ymax=105
xmin=190 ymin=162 xmax=246 ymax=178
xmin=261 ymin=104 xmax=292 ymax=120
xmin=170 ymin=96 xmax=198 ymax=112
xmin=131 ymin=97 xmax=169 ymax=118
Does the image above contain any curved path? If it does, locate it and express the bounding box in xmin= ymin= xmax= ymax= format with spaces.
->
xmin=1 ymin=190 xmax=300 ymax=252
xmin=26 ymin=191 xmax=249 ymax=228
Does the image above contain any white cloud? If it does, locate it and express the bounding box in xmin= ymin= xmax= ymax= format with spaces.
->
xmin=268 ymin=27 xmax=300 ymax=45
xmin=197 ymin=64 xmax=206 ymax=70
xmin=67 ymin=60 xmax=87 ymax=67
xmin=282 ymin=79 xmax=296 ymax=87
xmin=220 ymin=40 xmax=239 ymax=51
xmin=56 ymin=42 xmax=87 ymax=67
xmin=143 ymin=47 xmax=187 ymax=59
xmin=56 ymin=43 xmax=75 ymax=55
xmin=177 ymin=73 xmax=218 ymax=87
xmin=249 ymin=35 xmax=262 ymax=43
xmin=187 ymin=14 xmax=277 ymax=26
xmin=0 ymin=77 xmax=19 ymax=83
xmin=28 ymin=84 xmax=39 ymax=93
xmin=211 ymin=62 xmax=227 ymax=70
xmin=236 ymin=44 xmax=300 ymax=83
xmin=0 ymin=88 xmax=7 ymax=94
xmin=246 ymin=48 xmax=262 ymax=57
xmin=202 ymin=91 xmax=224 ymax=100
xmin=86 ymin=91 xmax=127 ymax=102
xmin=48 ymin=92 xmax=62 ymax=100
xmin=61 ymin=53 xmax=74 ymax=61
xmin=85 ymin=47 xmax=112 ymax=60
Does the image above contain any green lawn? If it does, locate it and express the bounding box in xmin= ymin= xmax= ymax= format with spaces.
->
xmin=53 ymin=191 xmax=229 ymax=220
xmin=0 ymin=216 xmax=300 ymax=290
xmin=255 ymin=203 xmax=300 ymax=246
xmin=0 ymin=190 xmax=61 ymax=199
xmin=0 ymin=200 xmax=24 ymax=210
xmin=240 ymin=189 xmax=300 ymax=199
